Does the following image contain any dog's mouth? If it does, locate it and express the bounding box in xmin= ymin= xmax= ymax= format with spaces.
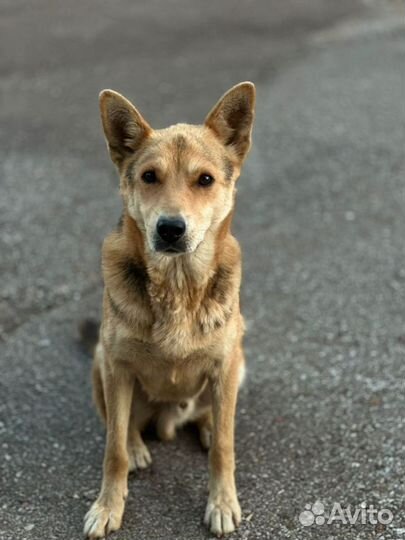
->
xmin=153 ymin=238 xmax=188 ymax=255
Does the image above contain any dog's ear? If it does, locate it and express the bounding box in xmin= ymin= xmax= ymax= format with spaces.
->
xmin=205 ymin=82 xmax=255 ymax=162
xmin=99 ymin=90 xmax=151 ymax=166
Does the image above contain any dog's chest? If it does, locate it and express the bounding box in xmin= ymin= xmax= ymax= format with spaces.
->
xmin=136 ymin=357 xmax=208 ymax=402
xmin=110 ymin=323 xmax=216 ymax=402
xmin=146 ymin=275 xmax=230 ymax=357
xmin=118 ymin=337 xmax=212 ymax=401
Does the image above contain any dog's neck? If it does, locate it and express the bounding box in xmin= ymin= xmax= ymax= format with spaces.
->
xmin=122 ymin=211 xmax=232 ymax=291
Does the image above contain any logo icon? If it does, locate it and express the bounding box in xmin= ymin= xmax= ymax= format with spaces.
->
xmin=299 ymin=501 xmax=325 ymax=526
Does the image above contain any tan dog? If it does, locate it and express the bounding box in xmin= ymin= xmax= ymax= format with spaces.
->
xmin=83 ymin=82 xmax=255 ymax=538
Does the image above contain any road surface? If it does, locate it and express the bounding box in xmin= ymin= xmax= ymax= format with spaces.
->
xmin=1 ymin=1 xmax=404 ymax=538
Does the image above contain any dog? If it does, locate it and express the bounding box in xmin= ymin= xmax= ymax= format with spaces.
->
xmin=82 ymin=82 xmax=255 ymax=538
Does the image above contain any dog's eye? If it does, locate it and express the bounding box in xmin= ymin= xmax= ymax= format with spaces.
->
xmin=142 ymin=170 xmax=158 ymax=184
xmin=198 ymin=174 xmax=214 ymax=187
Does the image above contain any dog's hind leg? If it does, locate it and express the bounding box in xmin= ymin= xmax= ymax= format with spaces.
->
xmin=92 ymin=342 xmax=106 ymax=423
xmin=156 ymin=396 xmax=210 ymax=444
xmin=196 ymin=408 xmax=213 ymax=450
xmin=192 ymin=383 xmax=214 ymax=450
xmin=127 ymin=380 xmax=153 ymax=471
xmin=156 ymin=404 xmax=179 ymax=442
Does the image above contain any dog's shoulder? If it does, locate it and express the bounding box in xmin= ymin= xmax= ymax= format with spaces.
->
xmin=102 ymin=231 xmax=147 ymax=292
xmin=101 ymin=229 xmax=153 ymax=339
xmin=215 ymin=233 xmax=242 ymax=283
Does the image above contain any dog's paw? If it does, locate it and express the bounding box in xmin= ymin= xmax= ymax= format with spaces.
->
xmin=156 ymin=416 xmax=176 ymax=442
xmin=83 ymin=498 xmax=125 ymax=539
xmin=128 ymin=441 xmax=152 ymax=471
xmin=204 ymin=494 xmax=241 ymax=536
xmin=199 ymin=425 xmax=212 ymax=450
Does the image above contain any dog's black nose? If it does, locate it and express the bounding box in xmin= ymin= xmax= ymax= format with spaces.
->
xmin=156 ymin=216 xmax=186 ymax=244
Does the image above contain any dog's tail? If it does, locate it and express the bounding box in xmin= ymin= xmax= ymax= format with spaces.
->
xmin=78 ymin=318 xmax=99 ymax=356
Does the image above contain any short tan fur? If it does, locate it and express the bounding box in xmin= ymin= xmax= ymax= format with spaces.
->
xmin=83 ymin=82 xmax=256 ymax=538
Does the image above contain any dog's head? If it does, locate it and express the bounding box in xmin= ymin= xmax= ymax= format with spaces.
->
xmin=99 ymin=83 xmax=255 ymax=256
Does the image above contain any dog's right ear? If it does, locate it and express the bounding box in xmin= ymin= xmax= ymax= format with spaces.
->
xmin=205 ymin=82 xmax=256 ymax=163
xmin=99 ymin=90 xmax=151 ymax=166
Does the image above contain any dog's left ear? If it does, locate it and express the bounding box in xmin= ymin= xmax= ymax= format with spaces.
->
xmin=205 ymin=82 xmax=256 ymax=162
xmin=99 ymin=89 xmax=151 ymax=166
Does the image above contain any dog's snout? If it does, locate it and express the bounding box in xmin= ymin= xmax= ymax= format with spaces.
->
xmin=156 ymin=216 xmax=186 ymax=244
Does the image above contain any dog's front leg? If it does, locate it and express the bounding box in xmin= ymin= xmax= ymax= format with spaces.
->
xmin=204 ymin=349 xmax=242 ymax=536
xmin=84 ymin=360 xmax=133 ymax=539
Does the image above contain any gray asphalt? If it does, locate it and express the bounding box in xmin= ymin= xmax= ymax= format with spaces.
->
xmin=1 ymin=1 xmax=405 ymax=539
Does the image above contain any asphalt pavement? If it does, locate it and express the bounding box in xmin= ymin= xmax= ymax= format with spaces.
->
xmin=1 ymin=1 xmax=405 ymax=539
